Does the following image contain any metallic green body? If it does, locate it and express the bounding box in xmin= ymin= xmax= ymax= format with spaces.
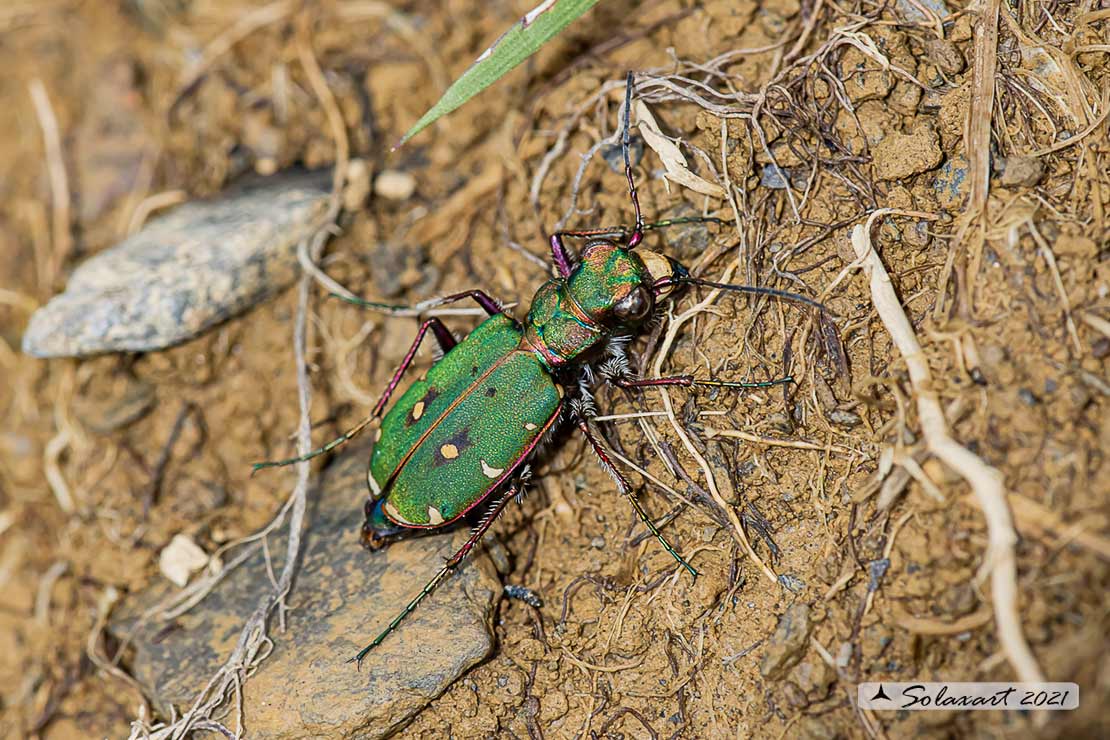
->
xmin=523 ymin=243 xmax=652 ymax=367
xmin=369 ymin=244 xmax=653 ymax=528
xmin=369 ymin=313 xmax=562 ymax=527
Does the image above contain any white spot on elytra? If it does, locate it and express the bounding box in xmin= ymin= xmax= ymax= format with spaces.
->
xmin=481 ymin=459 xmax=504 ymax=479
xmin=384 ymin=499 xmax=404 ymax=523
xmin=411 ymin=401 xmax=425 ymax=420
xmin=440 ymin=443 xmax=459 ymax=459
xmin=427 ymin=506 xmax=445 ymax=525
xmin=524 ymin=422 xmax=538 ymax=431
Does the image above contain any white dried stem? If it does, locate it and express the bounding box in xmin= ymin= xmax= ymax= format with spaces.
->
xmin=850 ymin=215 xmax=1045 ymax=685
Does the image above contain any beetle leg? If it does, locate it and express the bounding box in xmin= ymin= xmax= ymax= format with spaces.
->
xmin=251 ymin=318 xmax=456 ymax=474
xmin=332 ymin=289 xmax=504 ymax=318
xmin=349 ymin=480 xmax=521 ymax=667
xmin=554 ymin=217 xmax=726 ymax=244
xmin=574 ymin=417 xmax=698 ymax=578
xmin=548 ymin=233 xmax=574 ymax=278
xmin=613 ymin=375 xmax=794 ymax=390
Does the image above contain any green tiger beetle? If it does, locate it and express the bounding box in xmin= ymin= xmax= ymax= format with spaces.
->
xmin=254 ymin=73 xmax=842 ymax=668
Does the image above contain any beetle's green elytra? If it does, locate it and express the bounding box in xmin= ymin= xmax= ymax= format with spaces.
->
xmin=253 ymin=72 xmax=842 ymax=667
xmin=369 ymin=318 xmax=562 ymax=527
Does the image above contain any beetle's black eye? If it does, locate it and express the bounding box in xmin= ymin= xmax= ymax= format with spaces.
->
xmin=613 ymin=285 xmax=652 ymax=322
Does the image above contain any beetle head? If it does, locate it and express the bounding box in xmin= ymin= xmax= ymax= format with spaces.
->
xmin=568 ymin=239 xmax=657 ymax=326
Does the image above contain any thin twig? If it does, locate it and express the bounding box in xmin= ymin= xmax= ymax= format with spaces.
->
xmin=28 ymin=79 xmax=72 ymax=287
xmin=851 ymin=213 xmax=1045 ymax=685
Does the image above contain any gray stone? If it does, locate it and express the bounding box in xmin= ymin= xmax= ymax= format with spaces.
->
xmin=933 ymin=154 xmax=970 ymax=210
xmin=997 ymin=156 xmax=1044 ymax=188
xmin=112 ymin=443 xmax=500 ymax=738
xmin=22 ymin=170 xmax=331 ymax=358
xmin=896 ymin=0 xmax=949 ymax=23
xmin=760 ymin=603 xmax=813 ymax=679
xmin=760 ymin=163 xmax=794 ymax=189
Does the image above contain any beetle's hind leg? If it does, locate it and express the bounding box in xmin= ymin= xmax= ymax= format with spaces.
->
xmin=349 ymin=479 xmax=522 ymax=667
xmin=574 ymin=416 xmax=698 ymax=578
xmin=251 ymin=317 xmax=457 ymax=473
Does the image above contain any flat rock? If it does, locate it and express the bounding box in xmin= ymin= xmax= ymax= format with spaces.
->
xmin=112 ymin=443 xmax=501 ymax=738
xmin=22 ymin=170 xmax=331 ymax=358
xmin=760 ymin=603 xmax=813 ymax=680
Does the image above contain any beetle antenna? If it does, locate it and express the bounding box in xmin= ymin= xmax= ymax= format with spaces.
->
xmin=673 ymin=278 xmax=829 ymax=312
xmin=623 ymin=71 xmax=644 ymax=250
xmin=671 ymin=277 xmax=849 ymax=376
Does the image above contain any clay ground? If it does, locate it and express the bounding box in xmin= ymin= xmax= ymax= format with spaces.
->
xmin=1 ymin=0 xmax=1108 ymax=738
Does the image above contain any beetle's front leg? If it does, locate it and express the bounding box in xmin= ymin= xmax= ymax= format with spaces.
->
xmin=598 ymin=357 xmax=793 ymax=391
xmin=572 ymin=414 xmax=698 ymax=578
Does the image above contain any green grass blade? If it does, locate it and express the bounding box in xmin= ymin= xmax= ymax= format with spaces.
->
xmin=395 ymin=0 xmax=601 ymax=149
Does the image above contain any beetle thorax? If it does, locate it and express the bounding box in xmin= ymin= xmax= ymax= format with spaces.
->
xmin=521 ymin=240 xmax=652 ymax=367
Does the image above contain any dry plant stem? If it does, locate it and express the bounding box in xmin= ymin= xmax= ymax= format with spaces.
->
xmin=894 ymin=606 xmax=994 ymax=635
xmin=173 ymin=0 xmax=295 ymax=105
xmin=704 ymin=427 xmax=857 ymax=455
xmin=651 ymin=265 xmax=778 ymax=586
xmin=966 ymin=494 xmax=1110 ymax=562
xmin=126 ymin=190 xmax=188 ymax=236
xmin=44 ymin=367 xmax=77 ymax=513
xmin=851 ymin=217 xmax=1045 ymax=685
xmin=1028 ymin=85 xmax=1110 ymax=156
xmin=86 ymin=586 xmax=149 ymax=715
xmin=295 ymin=15 xmax=355 ymax=301
xmin=28 ymin=79 xmax=72 ymax=288
xmin=1025 ymin=221 xmax=1082 ymax=354
xmin=943 ymin=0 xmax=1000 ymax=319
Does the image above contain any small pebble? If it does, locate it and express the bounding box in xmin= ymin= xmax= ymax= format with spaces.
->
xmin=760 ymin=163 xmax=793 ymax=189
xmin=343 ymin=158 xmax=373 ymax=210
xmin=374 ymin=169 xmax=417 ymax=201
xmin=997 ymin=156 xmax=1043 ymax=188
xmin=158 ymin=534 xmax=211 ymax=588
xmin=829 ymin=409 xmax=862 ymax=428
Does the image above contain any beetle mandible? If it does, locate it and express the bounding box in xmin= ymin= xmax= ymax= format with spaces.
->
xmin=254 ymin=72 xmax=840 ymax=667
